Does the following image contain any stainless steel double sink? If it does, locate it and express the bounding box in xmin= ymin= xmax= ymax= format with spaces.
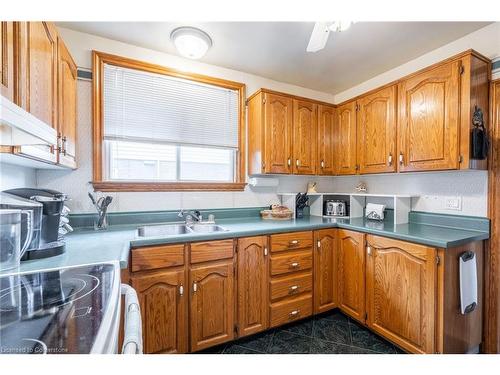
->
xmin=136 ymin=222 xmax=229 ymax=238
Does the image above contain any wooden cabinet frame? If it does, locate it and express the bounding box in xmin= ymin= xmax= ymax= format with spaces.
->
xmin=92 ymin=51 xmax=247 ymax=192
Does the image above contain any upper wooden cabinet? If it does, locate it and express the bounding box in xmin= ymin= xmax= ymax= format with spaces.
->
xmin=17 ymin=22 xmax=58 ymax=129
xmin=237 ymin=236 xmax=269 ymax=337
xmin=57 ymin=37 xmax=77 ymax=168
xmin=292 ymin=99 xmax=317 ymax=174
xmin=335 ymin=100 xmax=358 ymax=175
xmin=314 ymin=229 xmax=338 ymax=313
xmin=338 ymin=229 xmax=365 ymax=323
xmin=247 ymin=89 xmax=334 ymax=176
xmin=189 ymin=260 xmax=235 ymax=352
xmin=365 ymin=235 xmax=436 ymax=354
xmin=130 ymin=268 xmax=188 ymax=354
xmin=357 ymin=85 xmax=397 ymax=174
xmin=317 ymin=105 xmax=336 ymax=175
xmin=1 ymin=22 xmax=15 ymax=102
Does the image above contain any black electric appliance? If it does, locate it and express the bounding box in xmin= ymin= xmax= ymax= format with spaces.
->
xmin=0 ymin=264 xmax=117 ymax=354
xmin=3 ymin=188 xmax=69 ymax=260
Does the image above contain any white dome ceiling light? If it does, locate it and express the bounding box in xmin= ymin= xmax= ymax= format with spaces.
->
xmin=170 ymin=26 xmax=213 ymax=59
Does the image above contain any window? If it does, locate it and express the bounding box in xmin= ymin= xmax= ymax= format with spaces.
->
xmin=92 ymin=51 xmax=246 ymax=191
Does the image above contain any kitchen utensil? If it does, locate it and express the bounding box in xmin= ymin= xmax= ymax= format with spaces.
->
xmin=0 ymin=209 xmax=33 ymax=272
xmin=295 ymin=192 xmax=309 ymax=218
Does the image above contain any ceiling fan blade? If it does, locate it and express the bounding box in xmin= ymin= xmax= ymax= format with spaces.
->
xmin=306 ymin=22 xmax=330 ymax=52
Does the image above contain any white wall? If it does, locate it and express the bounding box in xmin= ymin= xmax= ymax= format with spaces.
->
xmin=0 ymin=164 xmax=37 ymax=191
xmin=35 ymin=25 xmax=496 ymax=217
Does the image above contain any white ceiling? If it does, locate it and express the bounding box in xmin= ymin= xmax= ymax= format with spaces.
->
xmin=57 ymin=22 xmax=490 ymax=94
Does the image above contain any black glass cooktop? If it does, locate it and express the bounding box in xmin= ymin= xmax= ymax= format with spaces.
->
xmin=0 ymin=264 xmax=115 ymax=354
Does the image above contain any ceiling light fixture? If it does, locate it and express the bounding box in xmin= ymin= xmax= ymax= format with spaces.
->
xmin=170 ymin=26 xmax=212 ymax=60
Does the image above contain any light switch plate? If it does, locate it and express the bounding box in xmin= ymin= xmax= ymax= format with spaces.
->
xmin=445 ymin=196 xmax=462 ymax=210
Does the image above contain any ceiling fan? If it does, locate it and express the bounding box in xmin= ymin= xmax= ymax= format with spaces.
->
xmin=306 ymin=21 xmax=354 ymax=52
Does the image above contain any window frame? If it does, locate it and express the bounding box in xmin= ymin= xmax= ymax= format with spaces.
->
xmin=92 ymin=50 xmax=247 ymax=192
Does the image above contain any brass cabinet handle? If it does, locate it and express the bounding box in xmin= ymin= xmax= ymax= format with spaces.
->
xmin=388 ymin=153 xmax=393 ymax=166
xmin=289 ymin=240 xmax=299 ymax=246
xmin=399 ymin=152 xmax=404 ymax=165
xmin=317 ymin=240 xmax=321 ymax=249
xmin=179 ymin=285 xmax=184 ymax=296
xmin=287 ymin=158 xmax=291 ymax=167
xmin=289 ymin=285 xmax=299 ymax=294
xmin=62 ymin=136 xmax=67 ymax=156
xmin=320 ymin=160 xmax=324 ymax=168
xmin=290 ymin=262 xmax=300 ymax=269
xmin=296 ymin=159 xmax=300 ymax=167
xmin=367 ymin=246 xmax=372 ymax=256
xmin=289 ymin=309 xmax=300 ymax=319
xmin=192 ymin=282 xmax=198 ymax=293
xmin=264 ymin=247 xmax=268 ymax=256
xmin=57 ymin=133 xmax=63 ymax=153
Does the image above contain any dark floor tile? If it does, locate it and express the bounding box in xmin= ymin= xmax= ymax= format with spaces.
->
xmin=281 ymin=319 xmax=314 ymax=337
xmin=310 ymin=339 xmax=376 ymax=354
xmin=268 ymin=330 xmax=312 ymax=354
xmin=349 ymin=320 xmax=397 ymax=354
xmin=196 ymin=344 xmax=226 ymax=354
xmin=313 ymin=316 xmax=351 ymax=345
xmin=315 ymin=309 xmax=349 ymax=322
xmin=234 ymin=330 xmax=275 ymax=352
xmin=223 ymin=344 xmax=263 ymax=354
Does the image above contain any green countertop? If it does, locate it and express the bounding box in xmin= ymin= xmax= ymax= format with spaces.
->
xmin=6 ymin=213 xmax=489 ymax=276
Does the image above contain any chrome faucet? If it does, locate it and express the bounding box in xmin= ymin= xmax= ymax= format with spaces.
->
xmin=178 ymin=209 xmax=203 ymax=223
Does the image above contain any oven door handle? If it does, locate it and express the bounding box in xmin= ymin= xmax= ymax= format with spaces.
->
xmin=121 ymin=284 xmax=143 ymax=354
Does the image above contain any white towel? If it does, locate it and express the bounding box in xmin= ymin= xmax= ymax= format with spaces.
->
xmin=365 ymin=203 xmax=385 ymax=221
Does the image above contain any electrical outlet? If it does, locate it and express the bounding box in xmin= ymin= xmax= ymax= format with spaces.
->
xmin=445 ymin=196 xmax=462 ymax=211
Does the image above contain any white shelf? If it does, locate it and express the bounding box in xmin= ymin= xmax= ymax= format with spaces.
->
xmin=278 ymin=192 xmax=417 ymax=198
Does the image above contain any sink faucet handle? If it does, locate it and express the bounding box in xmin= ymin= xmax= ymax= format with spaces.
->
xmin=178 ymin=209 xmax=185 ymax=218
xmin=208 ymin=214 xmax=215 ymax=223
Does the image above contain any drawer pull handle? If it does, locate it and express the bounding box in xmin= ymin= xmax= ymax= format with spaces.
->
xmin=179 ymin=285 xmax=184 ymax=296
xmin=289 ymin=310 xmax=300 ymax=318
xmin=289 ymin=240 xmax=299 ymax=246
xmin=290 ymin=262 xmax=300 ymax=269
xmin=193 ymin=282 xmax=198 ymax=293
xmin=289 ymin=285 xmax=299 ymax=293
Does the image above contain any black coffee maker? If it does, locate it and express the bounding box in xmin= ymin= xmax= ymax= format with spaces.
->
xmin=3 ymin=188 xmax=70 ymax=260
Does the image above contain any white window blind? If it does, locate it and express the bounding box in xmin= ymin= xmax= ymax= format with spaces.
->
xmin=103 ymin=63 xmax=239 ymax=149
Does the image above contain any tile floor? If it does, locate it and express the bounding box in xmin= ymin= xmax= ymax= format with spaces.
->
xmin=197 ymin=310 xmax=406 ymax=354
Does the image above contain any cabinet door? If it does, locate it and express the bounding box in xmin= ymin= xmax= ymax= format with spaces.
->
xmin=263 ymin=93 xmax=293 ymax=174
xmin=190 ymin=260 xmax=235 ymax=351
xmin=338 ymin=229 xmax=365 ymax=322
xmin=398 ymin=60 xmax=460 ymax=172
xmin=0 ymin=22 xmax=15 ymax=101
xmin=17 ymin=22 xmax=58 ymax=129
xmin=314 ymin=229 xmax=338 ymax=313
xmin=357 ymin=85 xmax=397 ymax=174
xmin=237 ymin=236 xmax=269 ymax=337
xmin=57 ymin=37 xmax=77 ymax=168
xmin=335 ymin=101 xmax=357 ymax=175
xmin=130 ymin=268 xmax=187 ymax=354
xmin=365 ymin=235 xmax=436 ymax=354
xmin=317 ymin=105 xmax=336 ymax=175
xmin=292 ymin=99 xmax=317 ymax=174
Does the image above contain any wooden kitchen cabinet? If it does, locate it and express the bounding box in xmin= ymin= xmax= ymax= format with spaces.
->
xmin=292 ymin=99 xmax=317 ymax=174
xmin=365 ymin=235 xmax=437 ymax=354
xmin=317 ymin=105 xmax=336 ymax=175
xmin=0 ymin=22 xmax=15 ymax=102
xmin=337 ymin=229 xmax=365 ymax=322
xmin=237 ymin=236 xmax=269 ymax=337
xmin=57 ymin=37 xmax=77 ymax=168
xmin=17 ymin=22 xmax=58 ymax=129
xmin=335 ymin=100 xmax=358 ymax=175
xmin=130 ymin=268 xmax=188 ymax=354
xmin=357 ymin=85 xmax=397 ymax=174
xmin=314 ymin=229 xmax=338 ymax=313
xmin=190 ymin=260 xmax=235 ymax=351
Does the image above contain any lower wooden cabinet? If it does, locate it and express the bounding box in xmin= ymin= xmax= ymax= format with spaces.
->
xmin=130 ymin=268 xmax=188 ymax=354
xmin=365 ymin=235 xmax=437 ymax=354
xmin=314 ymin=229 xmax=338 ymax=313
xmin=338 ymin=229 xmax=366 ymax=323
xmin=189 ymin=260 xmax=235 ymax=352
xmin=237 ymin=236 xmax=269 ymax=337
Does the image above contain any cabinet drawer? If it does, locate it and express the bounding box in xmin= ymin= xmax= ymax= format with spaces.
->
xmin=190 ymin=239 xmax=234 ymax=264
xmin=270 ymin=231 xmax=313 ymax=253
xmin=270 ymin=293 xmax=312 ymax=327
xmin=270 ymin=271 xmax=312 ymax=301
xmin=270 ymin=249 xmax=313 ymax=276
xmin=131 ymin=244 xmax=185 ymax=272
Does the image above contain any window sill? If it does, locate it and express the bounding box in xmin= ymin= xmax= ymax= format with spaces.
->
xmin=91 ymin=181 xmax=247 ymax=192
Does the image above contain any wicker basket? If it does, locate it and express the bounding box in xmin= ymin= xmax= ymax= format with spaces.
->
xmin=260 ymin=208 xmax=293 ymax=220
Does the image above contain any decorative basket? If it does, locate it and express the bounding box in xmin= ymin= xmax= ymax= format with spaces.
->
xmin=260 ymin=207 xmax=293 ymax=220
